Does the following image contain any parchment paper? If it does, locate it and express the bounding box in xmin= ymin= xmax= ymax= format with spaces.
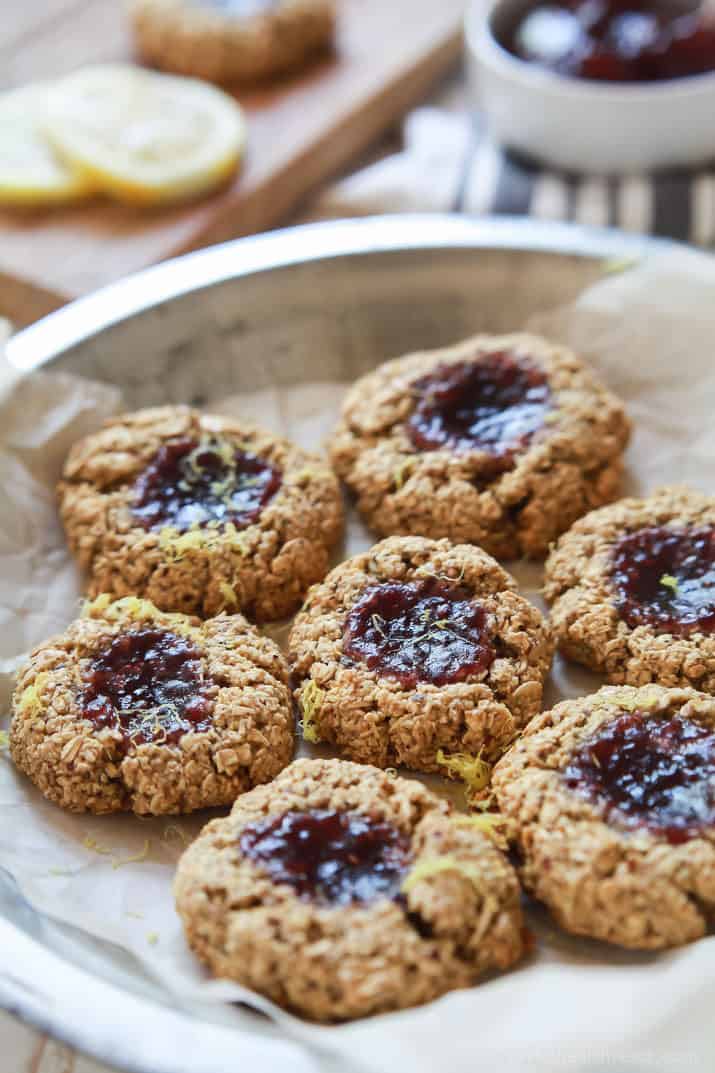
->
xmin=1 ymin=252 xmax=715 ymax=1073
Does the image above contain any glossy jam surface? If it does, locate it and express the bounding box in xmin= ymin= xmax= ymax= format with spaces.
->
xmin=564 ymin=709 xmax=715 ymax=843
xmin=505 ymin=0 xmax=715 ymax=82
xmin=239 ymin=809 xmax=412 ymax=905
xmin=81 ymin=629 xmax=212 ymax=745
xmin=612 ymin=525 xmax=715 ymax=636
xmin=132 ymin=437 xmax=282 ymax=532
xmin=342 ymin=579 xmax=494 ymax=688
xmin=406 ymin=353 xmax=551 ymax=468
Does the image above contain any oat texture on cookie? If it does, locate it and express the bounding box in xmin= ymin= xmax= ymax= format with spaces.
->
xmin=9 ymin=595 xmax=294 ymax=815
xmin=128 ymin=0 xmax=337 ymax=84
xmin=174 ymin=757 xmax=527 ymax=1020
xmin=329 ymin=332 xmax=630 ymax=559
xmin=288 ymin=536 xmax=553 ymax=773
xmin=544 ymin=486 xmax=715 ymax=692
xmin=58 ymin=405 xmax=343 ymax=621
xmin=493 ymin=684 xmax=715 ymax=949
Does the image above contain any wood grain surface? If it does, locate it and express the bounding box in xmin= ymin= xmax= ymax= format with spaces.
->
xmin=1 ymin=1010 xmax=116 ymax=1073
xmin=0 ymin=0 xmax=464 ymax=323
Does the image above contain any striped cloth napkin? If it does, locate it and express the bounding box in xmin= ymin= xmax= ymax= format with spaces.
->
xmin=309 ymin=104 xmax=715 ymax=247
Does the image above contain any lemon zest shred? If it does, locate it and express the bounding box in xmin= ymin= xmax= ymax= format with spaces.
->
xmin=222 ymin=522 xmax=251 ymax=556
xmin=125 ymin=910 xmax=145 ymax=920
xmin=660 ymin=573 xmax=679 ymax=594
xmin=452 ymin=812 xmax=509 ymax=849
xmin=415 ymin=563 xmax=466 ymax=585
xmin=159 ymin=525 xmax=206 ymax=561
xmin=290 ymin=465 xmax=318 ymax=485
xmin=112 ymin=839 xmax=151 ymax=870
xmin=17 ymin=672 xmax=50 ymax=718
xmin=162 ymin=824 xmax=189 ymax=848
xmin=82 ymin=594 xmax=195 ymax=637
xmin=82 ymin=592 xmax=112 ymax=616
xmin=401 ymin=855 xmax=482 ymax=894
xmin=601 ymin=256 xmax=640 ymax=276
xmin=0 ymin=730 xmax=9 ymax=751
xmin=82 ymin=835 xmax=113 ymax=857
xmin=201 ymin=437 xmax=236 ymax=470
xmin=48 ymin=867 xmax=73 ymax=877
xmin=147 ymin=932 xmax=159 ymax=946
xmin=393 ymin=457 xmax=414 ymax=491
xmin=159 ymin=522 xmax=249 ymax=562
xmin=218 ymin=580 xmax=238 ymax=609
xmin=607 ymin=686 xmax=664 ymax=713
xmin=299 ymin=680 xmax=324 ymax=744
xmin=436 ymin=749 xmax=491 ymax=799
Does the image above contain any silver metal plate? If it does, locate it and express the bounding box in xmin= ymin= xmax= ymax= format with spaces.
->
xmin=1 ymin=215 xmax=673 ymax=1073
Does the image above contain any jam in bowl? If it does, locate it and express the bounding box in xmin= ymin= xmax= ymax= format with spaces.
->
xmin=501 ymin=0 xmax=715 ymax=82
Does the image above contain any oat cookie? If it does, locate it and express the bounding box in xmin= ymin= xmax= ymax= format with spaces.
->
xmin=58 ymin=405 xmax=343 ymax=622
xmin=128 ymin=0 xmax=336 ymax=84
xmin=174 ymin=756 xmax=526 ymax=1020
xmin=544 ymin=486 xmax=715 ymax=691
xmin=10 ymin=595 xmax=294 ymax=815
xmin=493 ymin=684 xmax=715 ymax=949
xmin=288 ymin=536 xmax=553 ymax=774
xmin=330 ymin=332 xmax=630 ymax=559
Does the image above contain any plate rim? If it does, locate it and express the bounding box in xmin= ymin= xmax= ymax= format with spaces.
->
xmin=0 ymin=214 xmax=689 ymax=1073
xmin=5 ymin=213 xmax=676 ymax=376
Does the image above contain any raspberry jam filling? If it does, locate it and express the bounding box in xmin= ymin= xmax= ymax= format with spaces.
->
xmin=239 ymin=809 xmax=412 ymax=905
xmin=564 ymin=709 xmax=715 ymax=844
xmin=342 ymin=579 xmax=494 ymax=688
xmin=502 ymin=0 xmax=715 ymax=83
xmin=611 ymin=525 xmax=715 ymax=636
xmin=132 ymin=437 xmax=282 ymax=532
xmin=406 ymin=353 xmax=551 ymax=467
xmin=81 ymin=629 xmax=213 ymax=745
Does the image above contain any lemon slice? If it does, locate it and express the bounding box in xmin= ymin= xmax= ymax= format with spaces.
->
xmin=0 ymin=85 xmax=95 ymax=207
xmin=45 ymin=65 xmax=246 ymax=207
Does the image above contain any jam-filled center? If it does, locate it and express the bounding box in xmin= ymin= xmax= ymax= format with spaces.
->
xmin=81 ymin=628 xmax=213 ymax=745
xmin=342 ymin=579 xmax=495 ymax=688
xmin=406 ymin=353 xmax=551 ymax=465
xmin=239 ymin=809 xmax=412 ymax=905
xmin=132 ymin=437 xmax=282 ymax=532
xmin=564 ymin=708 xmax=715 ymax=844
xmin=503 ymin=0 xmax=715 ymax=83
xmin=611 ymin=525 xmax=715 ymax=636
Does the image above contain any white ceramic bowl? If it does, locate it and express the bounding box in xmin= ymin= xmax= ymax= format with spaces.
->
xmin=466 ymin=0 xmax=715 ymax=173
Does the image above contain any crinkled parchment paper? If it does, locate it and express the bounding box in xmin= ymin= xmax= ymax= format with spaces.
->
xmin=1 ymin=252 xmax=715 ymax=1073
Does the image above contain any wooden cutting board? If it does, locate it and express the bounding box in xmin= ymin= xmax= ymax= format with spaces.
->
xmin=0 ymin=0 xmax=465 ymax=325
